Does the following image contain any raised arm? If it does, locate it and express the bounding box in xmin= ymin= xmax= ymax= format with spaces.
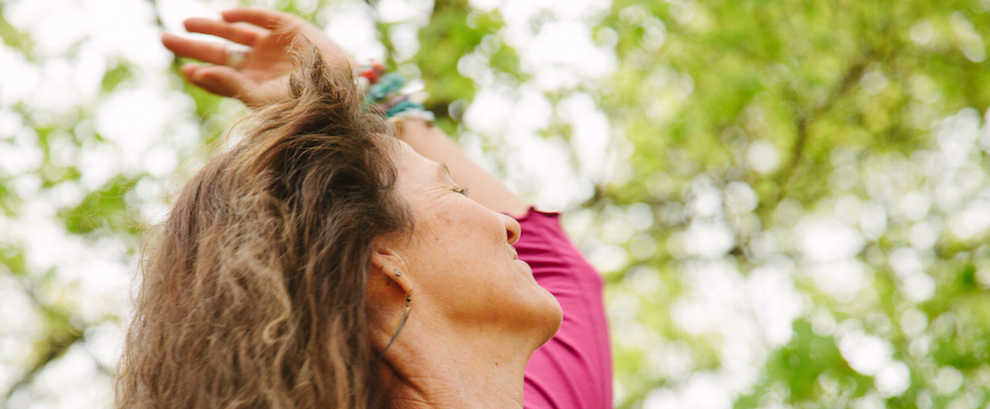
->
xmin=163 ymin=12 xmax=612 ymax=408
xmin=162 ymin=7 xmax=526 ymax=215
xmin=162 ymin=7 xmax=354 ymax=107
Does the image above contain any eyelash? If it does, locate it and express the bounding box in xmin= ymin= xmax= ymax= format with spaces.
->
xmin=454 ymin=187 xmax=470 ymax=196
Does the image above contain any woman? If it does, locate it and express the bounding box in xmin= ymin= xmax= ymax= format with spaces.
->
xmin=118 ymin=7 xmax=611 ymax=408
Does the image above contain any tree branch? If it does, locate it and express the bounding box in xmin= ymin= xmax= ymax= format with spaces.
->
xmin=789 ymin=54 xmax=869 ymax=171
xmin=0 ymin=275 xmax=84 ymax=407
xmin=772 ymin=49 xmax=872 ymax=205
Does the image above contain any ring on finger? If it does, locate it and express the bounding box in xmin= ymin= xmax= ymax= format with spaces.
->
xmin=224 ymin=47 xmax=249 ymax=70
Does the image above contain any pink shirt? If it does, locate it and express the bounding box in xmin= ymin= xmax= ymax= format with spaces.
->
xmin=513 ymin=208 xmax=613 ymax=409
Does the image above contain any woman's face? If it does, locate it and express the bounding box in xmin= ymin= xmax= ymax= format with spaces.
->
xmin=384 ymin=140 xmax=561 ymax=345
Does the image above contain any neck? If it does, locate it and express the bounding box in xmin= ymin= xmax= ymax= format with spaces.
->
xmin=377 ymin=319 xmax=535 ymax=409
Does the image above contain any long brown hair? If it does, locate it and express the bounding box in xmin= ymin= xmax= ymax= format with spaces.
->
xmin=116 ymin=49 xmax=408 ymax=408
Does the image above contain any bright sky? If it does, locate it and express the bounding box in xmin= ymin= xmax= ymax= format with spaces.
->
xmin=0 ymin=0 xmax=618 ymax=407
xmin=3 ymin=0 xmax=990 ymax=408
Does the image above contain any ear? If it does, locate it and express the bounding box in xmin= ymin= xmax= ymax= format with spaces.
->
xmin=367 ymin=240 xmax=413 ymax=302
xmin=366 ymin=241 xmax=414 ymax=358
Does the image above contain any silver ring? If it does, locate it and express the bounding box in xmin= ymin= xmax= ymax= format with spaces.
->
xmin=224 ymin=47 xmax=248 ymax=70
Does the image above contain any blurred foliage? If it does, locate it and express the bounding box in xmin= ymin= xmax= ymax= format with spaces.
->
xmin=59 ymin=176 xmax=141 ymax=235
xmin=597 ymin=0 xmax=990 ymax=408
xmin=2 ymin=0 xmax=990 ymax=408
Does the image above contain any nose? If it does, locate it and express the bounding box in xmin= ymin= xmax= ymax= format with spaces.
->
xmin=499 ymin=213 xmax=522 ymax=245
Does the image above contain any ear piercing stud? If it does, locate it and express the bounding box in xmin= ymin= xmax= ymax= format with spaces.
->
xmin=393 ymin=268 xmax=402 ymax=277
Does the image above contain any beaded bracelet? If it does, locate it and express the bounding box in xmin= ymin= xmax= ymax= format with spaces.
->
xmin=358 ymin=62 xmax=435 ymax=123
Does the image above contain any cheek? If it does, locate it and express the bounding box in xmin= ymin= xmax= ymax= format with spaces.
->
xmin=405 ymin=202 xmax=517 ymax=302
xmin=433 ymin=202 xmax=506 ymax=249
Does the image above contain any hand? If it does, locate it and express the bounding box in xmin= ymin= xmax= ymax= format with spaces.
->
xmin=161 ymin=7 xmax=356 ymax=107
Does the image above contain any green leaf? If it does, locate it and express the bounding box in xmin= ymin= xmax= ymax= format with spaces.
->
xmin=0 ymin=9 xmax=35 ymax=58
xmin=59 ymin=176 xmax=141 ymax=235
xmin=101 ymin=63 xmax=133 ymax=94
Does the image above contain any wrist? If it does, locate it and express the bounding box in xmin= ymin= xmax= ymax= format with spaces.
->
xmin=358 ymin=63 xmax=435 ymax=123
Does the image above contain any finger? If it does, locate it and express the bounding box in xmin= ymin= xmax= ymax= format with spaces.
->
xmin=180 ymin=63 xmax=201 ymax=81
xmin=162 ymin=32 xmax=227 ymax=66
xmin=221 ymin=6 xmax=301 ymax=31
xmin=185 ymin=65 xmax=246 ymax=99
xmin=184 ymin=17 xmax=265 ymax=46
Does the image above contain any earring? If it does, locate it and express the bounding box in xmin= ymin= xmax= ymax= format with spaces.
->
xmin=393 ymin=268 xmax=402 ymax=277
xmin=372 ymin=294 xmax=411 ymax=366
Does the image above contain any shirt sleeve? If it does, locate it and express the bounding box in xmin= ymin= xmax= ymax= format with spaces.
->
xmin=512 ymin=208 xmax=613 ymax=409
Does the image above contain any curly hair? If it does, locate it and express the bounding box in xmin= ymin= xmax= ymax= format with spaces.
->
xmin=116 ymin=49 xmax=408 ymax=409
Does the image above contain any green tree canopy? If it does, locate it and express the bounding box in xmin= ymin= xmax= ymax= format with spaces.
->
xmin=1 ymin=0 xmax=989 ymax=408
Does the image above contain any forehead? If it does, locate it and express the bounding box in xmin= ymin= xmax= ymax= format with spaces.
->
xmin=394 ymin=140 xmax=444 ymax=186
xmin=388 ymin=140 xmax=449 ymax=240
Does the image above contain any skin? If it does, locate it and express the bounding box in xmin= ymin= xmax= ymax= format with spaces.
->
xmin=367 ymin=141 xmax=561 ymax=408
xmin=161 ymin=7 xmax=356 ymax=107
xmin=393 ymin=118 xmax=529 ymax=217
xmin=163 ymin=7 xmax=560 ymax=407
xmin=162 ymin=7 xmax=527 ymax=215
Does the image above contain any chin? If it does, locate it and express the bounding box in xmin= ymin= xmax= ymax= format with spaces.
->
xmin=534 ymin=289 xmax=563 ymax=345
